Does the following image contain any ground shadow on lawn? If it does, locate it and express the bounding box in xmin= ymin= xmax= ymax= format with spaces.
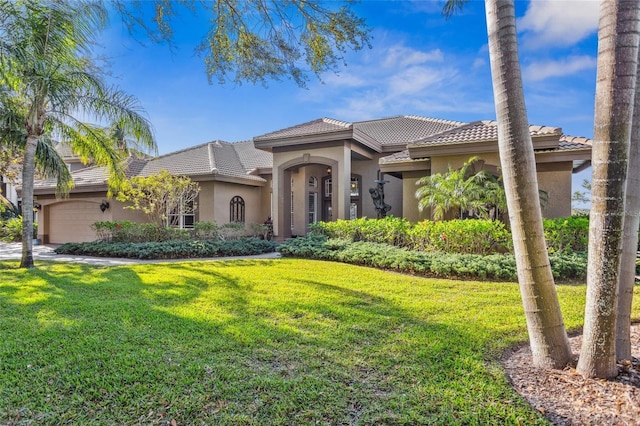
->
xmin=0 ymin=259 xmax=546 ymax=425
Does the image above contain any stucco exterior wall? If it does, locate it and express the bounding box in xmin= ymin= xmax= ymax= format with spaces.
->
xmin=423 ymin=153 xmax=573 ymax=220
xmin=402 ymin=170 xmax=431 ymax=223
xmin=213 ymin=181 xmax=267 ymax=226
xmin=351 ymin=154 xmax=402 ymax=219
xmin=197 ymin=181 xmax=216 ymax=223
xmin=111 ymin=199 xmax=149 ymax=223
xmin=536 ymin=162 xmax=573 ymax=218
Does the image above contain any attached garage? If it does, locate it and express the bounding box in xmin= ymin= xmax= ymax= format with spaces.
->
xmin=48 ymin=201 xmax=104 ymax=244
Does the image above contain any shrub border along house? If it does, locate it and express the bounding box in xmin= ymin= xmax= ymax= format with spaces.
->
xmin=54 ymin=216 xmax=593 ymax=281
xmin=54 ymin=220 xmax=277 ymax=259
xmin=278 ymin=216 xmax=591 ymax=282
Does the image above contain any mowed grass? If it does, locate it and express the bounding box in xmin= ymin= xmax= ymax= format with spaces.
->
xmin=1 ymin=259 xmax=637 ymax=425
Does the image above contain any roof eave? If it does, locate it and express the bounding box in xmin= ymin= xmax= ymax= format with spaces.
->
xmin=253 ymin=129 xmax=354 ymax=151
xmin=379 ymin=158 xmax=431 ymax=175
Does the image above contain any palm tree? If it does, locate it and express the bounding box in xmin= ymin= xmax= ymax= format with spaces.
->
xmin=482 ymin=0 xmax=572 ymax=369
xmin=415 ymin=156 xmax=505 ymax=221
xmin=616 ymin=56 xmax=640 ymax=361
xmin=578 ymin=0 xmax=640 ymax=379
xmin=0 ymin=0 xmax=156 ymax=268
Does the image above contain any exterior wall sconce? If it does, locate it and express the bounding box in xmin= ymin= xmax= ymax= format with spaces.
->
xmin=100 ymin=200 xmax=110 ymax=212
xmin=33 ymin=202 xmax=42 ymax=212
xmin=327 ymin=167 xmax=332 ymax=175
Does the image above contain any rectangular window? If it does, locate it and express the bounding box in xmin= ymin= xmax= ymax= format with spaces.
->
xmin=308 ymin=192 xmax=317 ymax=225
xmin=167 ymin=198 xmax=195 ymax=229
xmin=325 ymin=178 xmax=332 ymax=198
xmin=291 ymin=191 xmax=295 ymax=231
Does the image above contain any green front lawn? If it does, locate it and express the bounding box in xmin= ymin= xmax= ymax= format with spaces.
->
xmin=0 ymin=259 xmax=636 ymax=424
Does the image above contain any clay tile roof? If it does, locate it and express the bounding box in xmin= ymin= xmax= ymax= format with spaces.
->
xmin=355 ymin=115 xmax=466 ymax=145
xmin=35 ymin=139 xmax=273 ymax=191
xmin=410 ymin=120 xmax=564 ymax=147
xmin=234 ymin=140 xmax=272 ymax=171
xmin=140 ymin=143 xmax=213 ymax=176
xmin=141 ymin=140 xmax=270 ymax=182
xmin=378 ymin=150 xmax=412 ymax=164
xmin=254 ymin=118 xmax=352 ymax=141
xmin=34 ymin=164 xmax=107 ymax=189
xmin=558 ymin=135 xmax=592 ymax=150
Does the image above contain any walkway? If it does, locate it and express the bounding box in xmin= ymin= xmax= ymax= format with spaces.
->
xmin=0 ymin=243 xmax=281 ymax=266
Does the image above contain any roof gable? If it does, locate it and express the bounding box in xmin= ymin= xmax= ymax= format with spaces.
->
xmin=255 ymin=118 xmax=351 ymax=141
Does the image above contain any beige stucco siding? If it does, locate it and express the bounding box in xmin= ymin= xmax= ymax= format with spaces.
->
xmin=536 ymin=162 xmax=573 ymax=218
xmin=213 ymin=181 xmax=267 ymax=226
xmin=111 ymin=199 xmax=149 ymax=223
xmin=405 ymin=154 xmax=572 ymax=221
xmin=402 ymin=170 xmax=431 ymax=223
xmin=197 ymin=181 xmax=216 ymax=223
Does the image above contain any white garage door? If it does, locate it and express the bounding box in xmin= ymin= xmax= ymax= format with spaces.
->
xmin=48 ymin=201 xmax=103 ymax=244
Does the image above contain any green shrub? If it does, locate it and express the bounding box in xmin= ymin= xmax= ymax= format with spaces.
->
xmin=92 ymin=221 xmax=192 ymax=243
xmin=543 ymin=216 xmax=589 ymax=253
xmin=312 ymin=216 xmax=589 ymax=255
xmin=218 ymin=222 xmax=247 ymax=241
xmin=0 ymin=217 xmax=37 ymax=242
xmin=193 ymin=221 xmax=220 ymax=240
xmin=407 ymin=219 xmax=512 ymax=254
xmin=278 ymin=235 xmax=586 ymax=282
xmin=311 ymin=216 xmax=413 ymax=247
xmin=55 ymin=238 xmax=277 ymax=260
xmin=312 ymin=218 xmax=512 ymax=255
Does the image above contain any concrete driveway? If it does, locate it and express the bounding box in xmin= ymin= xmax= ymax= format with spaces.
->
xmin=0 ymin=242 xmax=280 ymax=266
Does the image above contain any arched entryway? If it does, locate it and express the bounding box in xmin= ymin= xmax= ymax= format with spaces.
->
xmin=275 ymin=156 xmax=339 ymax=238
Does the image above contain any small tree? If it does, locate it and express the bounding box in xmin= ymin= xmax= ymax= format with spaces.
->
xmin=415 ymin=156 xmax=505 ymax=221
xmin=116 ymin=170 xmax=200 ymax=227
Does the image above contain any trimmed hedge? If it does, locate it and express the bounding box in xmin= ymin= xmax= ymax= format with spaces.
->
xmin=278 ymin=235 xmax=587 ymax=282
xmin=54 ymin=238 xmax=277 ymax=260
xmin=311 ymin=216 xmax=590 ymax=255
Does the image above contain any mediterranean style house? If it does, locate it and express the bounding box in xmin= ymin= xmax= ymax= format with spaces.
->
xmin=27 ymin=115 xmax=592 ymax=244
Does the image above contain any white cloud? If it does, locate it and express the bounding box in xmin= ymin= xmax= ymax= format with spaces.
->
xmin=523 ymin=55 xmax=596 ymax=81
xmin=382 ymin=46 xmax=444 ymax=68
xmin=518 ymin=0 xmax=599 ymax=48
xmin=388 ymin=65 xmax=450 ymax=95
xmin=472 ymin=57 xmax=486 ymax=70
xmin=298 ymin=34 xmax=495 ymax=123
xmin=322 ymin=72 xmax=366 ymax=88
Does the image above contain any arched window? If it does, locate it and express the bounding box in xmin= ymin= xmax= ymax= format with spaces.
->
xmin=230 ymin=196 xmax=245 ymax=223
xmin=308 ymin=176 xmax=318 ymax=188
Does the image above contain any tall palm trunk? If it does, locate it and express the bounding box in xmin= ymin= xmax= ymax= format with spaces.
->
xmin=616 ymin=42 xmax=640 ymax=361
xmin=20 ymin=99 xmax=46 ymax=268
xmin=616 ymin=66 xmax=640 ymax=360
xmin=577 ymin=0 xmax=640 ymax=379
xmin=20 ymin=135 xmax=38 ymax=268
xmin=485 ymin=0 xmax=571 ymax=369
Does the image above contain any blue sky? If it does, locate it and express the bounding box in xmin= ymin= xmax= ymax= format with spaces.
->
xmin=99 ymin=0 xmax=599 ymax=187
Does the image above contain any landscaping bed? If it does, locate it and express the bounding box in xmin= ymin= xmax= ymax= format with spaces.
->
xmin=54 ymin=238 xmax=277 ymax=259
